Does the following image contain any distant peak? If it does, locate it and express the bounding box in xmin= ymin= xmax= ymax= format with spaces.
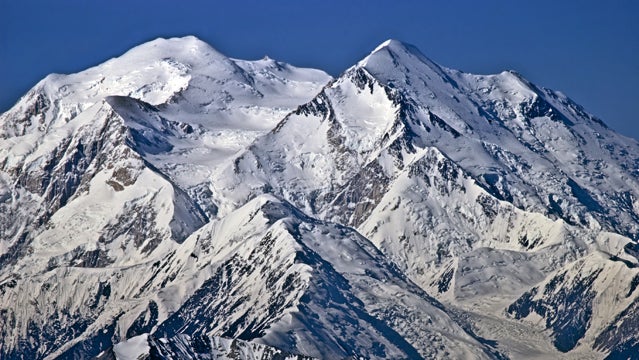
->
xmin=370 ymin=39 xmax=424 ymax=57
xmin=151 ymin=35 xmax=206 ymax=44
xmin=357 ymin=39 xmax=442 ymax=78
xmin=115 ymin=35 xmax=229 ymax=67
xmin=141 ymin=35 xmax=210 ymax=49
xmin=372 ymin=39 xmax=403 ymax=52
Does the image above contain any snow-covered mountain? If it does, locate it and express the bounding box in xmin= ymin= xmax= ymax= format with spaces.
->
xmin=1 ymin=36 xmax=638 ymax=359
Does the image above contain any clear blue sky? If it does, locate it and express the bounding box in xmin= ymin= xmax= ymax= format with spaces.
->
xmin=1 ymin=0 xmax=637 ymax=140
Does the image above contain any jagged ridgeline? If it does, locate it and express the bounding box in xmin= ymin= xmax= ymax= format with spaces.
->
xmin=1 ymin=36 xmax=638 ymax=359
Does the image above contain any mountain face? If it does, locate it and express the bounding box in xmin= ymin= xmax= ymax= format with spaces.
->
xmin=1 ymin=36 xmax=638 ymax=359
xmin=96 ymin=333 xmax=318 ymax=360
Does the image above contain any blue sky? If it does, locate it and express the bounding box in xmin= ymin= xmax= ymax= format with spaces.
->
xmin=1 ymin=0 xmax=637 ymax=139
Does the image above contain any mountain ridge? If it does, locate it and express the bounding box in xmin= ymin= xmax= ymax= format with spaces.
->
xmin=0 ymin=35 xmax=637 ymax=359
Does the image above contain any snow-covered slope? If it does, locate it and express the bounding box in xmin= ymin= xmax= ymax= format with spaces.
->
xmin=99 ymin=333 xmax=315 ymax=360
xmin=213 ymin=39 xmax=639 ymax=358
xmin=1 ymin=36 xmax=638 ymax=359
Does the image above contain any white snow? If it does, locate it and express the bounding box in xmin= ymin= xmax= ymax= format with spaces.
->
xmin=1 ymin=36 xmax=639 ymax=360
xmin=113 ymin=334 xmax=150 ymax=360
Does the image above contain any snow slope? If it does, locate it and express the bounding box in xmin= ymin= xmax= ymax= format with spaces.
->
xmin=214 ymin=39 xmax=639 ymax=358
xmin=101 ymin=333 xmax=315 ymax=360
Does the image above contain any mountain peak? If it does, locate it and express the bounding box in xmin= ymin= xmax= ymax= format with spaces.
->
xmin=371 ymin=39 xmax=409 ymax=52
xmin=366 ymin=39 xmax=432 ymax=63
xmin=117 ymin=35 xmax=228 ymax=66
xmin=3 ymin=37 xmax=639 ymax=360
xmin=353 ymin=39 xmax=450 ymax=100
xmin=145 ymin=35 xmax=207 ymax=46
xmin=357 ymin=39 xmax=442 ymax=79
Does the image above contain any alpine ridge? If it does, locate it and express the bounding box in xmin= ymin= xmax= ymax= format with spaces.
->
xmin=1 ymin=36 xmax=638 ymax=359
